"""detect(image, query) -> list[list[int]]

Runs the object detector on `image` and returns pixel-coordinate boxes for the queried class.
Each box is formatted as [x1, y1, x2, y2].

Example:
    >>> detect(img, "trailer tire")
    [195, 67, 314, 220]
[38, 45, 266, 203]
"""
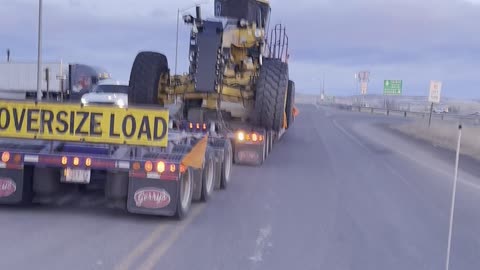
[254, 59, 289, 131]
[200, 149, 215, 202]
[220, 140, 233, 189]
[286, 80, 296, 128]
[129, 51, 169, 105]
[175, 168, 194, 219]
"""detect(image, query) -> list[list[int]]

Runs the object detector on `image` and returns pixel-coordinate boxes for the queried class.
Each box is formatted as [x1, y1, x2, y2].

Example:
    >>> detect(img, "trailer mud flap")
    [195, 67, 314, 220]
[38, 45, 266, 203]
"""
[234, 142, 264, 166]
[127, 177, 179, 216]
[0, 169, 29, 204]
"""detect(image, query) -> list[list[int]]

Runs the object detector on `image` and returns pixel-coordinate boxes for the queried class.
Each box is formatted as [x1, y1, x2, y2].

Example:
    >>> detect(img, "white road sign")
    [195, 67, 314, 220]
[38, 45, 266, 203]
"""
[429, 80, 442, 104]
[360, 82, 368, 95]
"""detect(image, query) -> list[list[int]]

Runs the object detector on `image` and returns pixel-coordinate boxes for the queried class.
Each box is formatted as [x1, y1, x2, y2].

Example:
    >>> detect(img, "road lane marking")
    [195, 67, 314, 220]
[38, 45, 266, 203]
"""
[138, 204, 206, 270]
[114, 223, 170, 270]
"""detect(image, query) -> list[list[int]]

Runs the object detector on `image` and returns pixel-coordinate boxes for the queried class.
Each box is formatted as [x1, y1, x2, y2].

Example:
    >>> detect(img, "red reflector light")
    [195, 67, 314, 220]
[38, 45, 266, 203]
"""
[145, 161, 153, 172]
[1, 152, 10, 163]
[157, 161, 165, 173]
[132, 162, 141, 171]
[252, 133, 258, 142]
[13, 154, 21, 163]
[61, 156, 68, 165]
[180, 164, 187, 173]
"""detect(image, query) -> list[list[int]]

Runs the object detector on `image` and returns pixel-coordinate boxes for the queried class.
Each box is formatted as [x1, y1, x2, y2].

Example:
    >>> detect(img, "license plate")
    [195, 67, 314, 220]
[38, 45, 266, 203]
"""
[63, 168, 91, 184]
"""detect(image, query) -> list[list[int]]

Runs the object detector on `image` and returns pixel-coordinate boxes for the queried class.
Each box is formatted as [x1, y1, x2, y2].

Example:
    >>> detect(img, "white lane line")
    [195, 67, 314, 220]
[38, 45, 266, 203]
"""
[249, 224, 273, 263]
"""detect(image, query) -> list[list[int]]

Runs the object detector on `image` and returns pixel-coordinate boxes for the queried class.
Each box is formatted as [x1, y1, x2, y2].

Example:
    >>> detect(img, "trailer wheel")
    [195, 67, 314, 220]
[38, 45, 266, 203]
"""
[129, 51, 169, 105]
[286, 80, 296, 128]
[176, 168, 194, 219]
[200, 149, 215, 202]
[254, 58, 289, 131]
[220, 140, 233, 189]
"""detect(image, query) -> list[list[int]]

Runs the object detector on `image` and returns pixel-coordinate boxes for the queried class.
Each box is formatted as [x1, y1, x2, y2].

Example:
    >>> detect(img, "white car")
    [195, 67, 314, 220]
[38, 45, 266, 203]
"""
[81, 80, 128, 108]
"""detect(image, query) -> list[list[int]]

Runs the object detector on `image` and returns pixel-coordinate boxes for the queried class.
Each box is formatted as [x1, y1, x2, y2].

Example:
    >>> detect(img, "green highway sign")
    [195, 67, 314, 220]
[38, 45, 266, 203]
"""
[383, 80, 403, 95]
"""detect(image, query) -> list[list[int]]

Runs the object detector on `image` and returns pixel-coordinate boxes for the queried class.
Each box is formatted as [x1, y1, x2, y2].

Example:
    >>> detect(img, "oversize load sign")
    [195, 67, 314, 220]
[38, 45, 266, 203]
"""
[0, 102, 169, 147]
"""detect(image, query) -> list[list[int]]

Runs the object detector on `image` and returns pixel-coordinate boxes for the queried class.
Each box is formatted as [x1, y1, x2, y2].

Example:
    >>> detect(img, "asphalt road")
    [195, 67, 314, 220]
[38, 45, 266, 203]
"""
[1, 104, 480, 270]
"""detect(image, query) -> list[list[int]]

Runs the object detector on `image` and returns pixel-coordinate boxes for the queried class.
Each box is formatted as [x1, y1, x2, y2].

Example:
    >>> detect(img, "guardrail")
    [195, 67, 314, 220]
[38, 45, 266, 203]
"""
[332, 104, 480, 126]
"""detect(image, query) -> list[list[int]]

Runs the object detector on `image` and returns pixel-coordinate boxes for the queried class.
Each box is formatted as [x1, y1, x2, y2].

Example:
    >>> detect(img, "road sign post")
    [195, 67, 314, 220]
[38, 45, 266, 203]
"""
[428, 81, 442, 127]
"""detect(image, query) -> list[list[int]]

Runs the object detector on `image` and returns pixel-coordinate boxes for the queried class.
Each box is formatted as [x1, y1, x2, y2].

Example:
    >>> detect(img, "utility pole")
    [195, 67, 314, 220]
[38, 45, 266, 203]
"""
[36, 0, 43, 102]
[6, 49, 10, 62]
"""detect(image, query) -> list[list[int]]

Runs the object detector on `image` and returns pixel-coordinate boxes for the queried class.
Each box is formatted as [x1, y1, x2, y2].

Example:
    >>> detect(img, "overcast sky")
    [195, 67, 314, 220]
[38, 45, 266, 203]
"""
[1, 0, 480, 98]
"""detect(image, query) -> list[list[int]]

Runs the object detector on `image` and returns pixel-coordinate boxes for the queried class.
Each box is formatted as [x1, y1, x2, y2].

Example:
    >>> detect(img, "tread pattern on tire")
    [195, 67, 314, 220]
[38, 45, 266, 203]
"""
[129, 51, 169, 105]
[255, 58, 289, 131]
[286, 80, 295, 128]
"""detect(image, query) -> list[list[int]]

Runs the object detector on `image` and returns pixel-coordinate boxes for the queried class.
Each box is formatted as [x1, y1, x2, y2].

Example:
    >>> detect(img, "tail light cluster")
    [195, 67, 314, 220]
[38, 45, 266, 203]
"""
[55, 156, 116, 169]
[130, 160, 182, 181]
[178, 121, 210, 133]
[0, 151, 23, 169]
[236, 131, 264, 144]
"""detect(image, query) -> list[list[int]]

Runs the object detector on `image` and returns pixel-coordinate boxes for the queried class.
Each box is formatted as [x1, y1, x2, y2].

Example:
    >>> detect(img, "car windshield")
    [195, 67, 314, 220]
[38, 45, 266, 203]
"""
[92, 84, 128, 94]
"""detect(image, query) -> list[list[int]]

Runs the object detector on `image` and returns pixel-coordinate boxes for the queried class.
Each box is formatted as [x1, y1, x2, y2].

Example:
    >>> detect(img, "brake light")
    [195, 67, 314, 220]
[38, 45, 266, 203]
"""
[1, 152, 10, 163]
[85, 158, 92, 167]
[237, 131, 245, 141]
[61, 156, 68, 165]
[157, 161, 165, 173]
[145, 161, 153, 172]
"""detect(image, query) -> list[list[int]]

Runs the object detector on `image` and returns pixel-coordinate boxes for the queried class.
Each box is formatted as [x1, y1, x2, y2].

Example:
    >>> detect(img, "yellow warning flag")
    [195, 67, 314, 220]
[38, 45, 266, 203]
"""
[181, 135, 208, 169]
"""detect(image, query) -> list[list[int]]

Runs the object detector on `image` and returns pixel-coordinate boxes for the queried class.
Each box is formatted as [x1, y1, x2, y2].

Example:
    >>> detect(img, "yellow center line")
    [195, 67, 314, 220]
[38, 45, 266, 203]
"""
[114, 223, 170, 270]
[138, 205, 206, 270]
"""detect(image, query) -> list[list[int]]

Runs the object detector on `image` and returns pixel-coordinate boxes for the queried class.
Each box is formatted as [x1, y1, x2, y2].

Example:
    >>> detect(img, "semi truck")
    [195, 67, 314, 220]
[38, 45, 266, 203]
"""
[0, 0, 296, 218]
[0, 62, 111, 100]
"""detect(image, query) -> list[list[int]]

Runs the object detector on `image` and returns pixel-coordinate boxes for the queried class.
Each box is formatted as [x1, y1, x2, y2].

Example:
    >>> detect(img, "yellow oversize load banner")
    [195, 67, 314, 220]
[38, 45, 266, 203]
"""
[0, 102, 169, 147]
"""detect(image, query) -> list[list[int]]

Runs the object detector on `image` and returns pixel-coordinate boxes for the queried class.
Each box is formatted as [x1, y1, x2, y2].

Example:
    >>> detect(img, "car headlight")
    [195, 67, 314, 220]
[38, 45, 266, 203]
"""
[116, 99, 126, 108]
[81, 98, 88, 105]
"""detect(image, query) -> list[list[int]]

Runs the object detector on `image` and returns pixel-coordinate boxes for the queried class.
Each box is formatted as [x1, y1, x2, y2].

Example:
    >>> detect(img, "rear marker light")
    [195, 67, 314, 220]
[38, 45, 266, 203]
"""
[189, 122, 193, 129]
[196, 123, 200, 129]
[145, 161, 153, 172]
[252, 133, 258, 142]
[132, 162, 141, 171]
[85, 158, 92, 167]
[203, 123, 207, 130]
[170, 164, 176, 172]
[61, 156, 68, 165]
[246, 134, 251, 141]
[157, 161, 165, 173]
[259, 135, 264, 142]
[1, 152, 10, 163]
[73, 157, 80, 166]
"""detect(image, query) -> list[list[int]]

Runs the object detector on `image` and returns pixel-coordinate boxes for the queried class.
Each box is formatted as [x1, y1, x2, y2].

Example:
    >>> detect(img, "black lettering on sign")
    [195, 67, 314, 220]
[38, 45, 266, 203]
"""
[0, 108, 10, 130]
[90, 113, 102, 136]
[137, 116, 152, 140]
[27, 109, 40, 132]
[40, 110, 54, 134]
[75, 112, 89, 135]
[69, 111, 75, 135]
[154, 117, 167, 140]
[13, 108, 25, 132]
[109, 114, 120, 138]
[56, 111, 68, 134]
[122, 115, 136, 138]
